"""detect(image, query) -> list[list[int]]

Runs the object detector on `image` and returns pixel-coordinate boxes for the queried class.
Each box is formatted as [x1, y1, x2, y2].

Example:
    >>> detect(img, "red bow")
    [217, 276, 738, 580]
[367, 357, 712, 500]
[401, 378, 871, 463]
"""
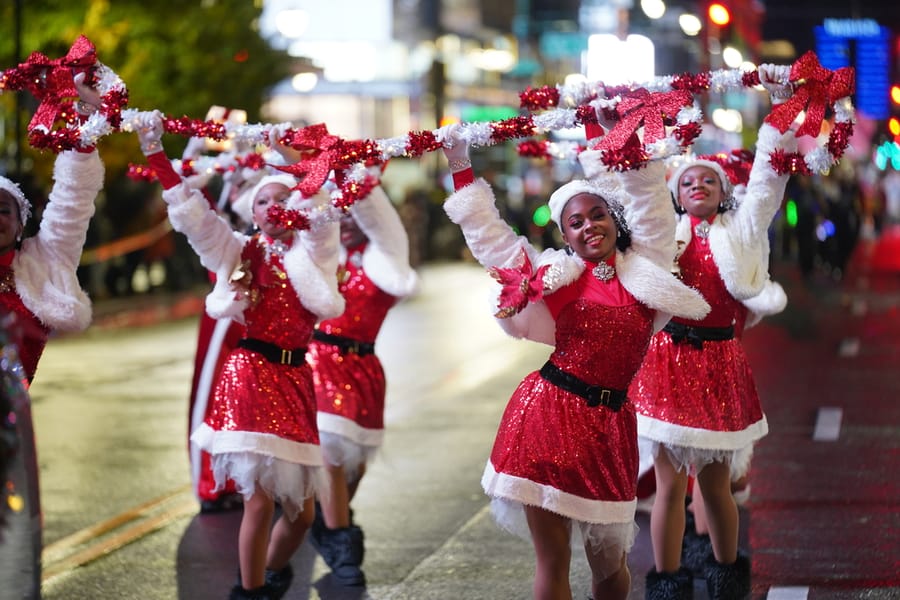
[9, 36, 97, 131]
[274, 123, 343, 197]
[598, 88, 693, 152]
[764, 51, 855, 138]
[489, 249, 548, 319]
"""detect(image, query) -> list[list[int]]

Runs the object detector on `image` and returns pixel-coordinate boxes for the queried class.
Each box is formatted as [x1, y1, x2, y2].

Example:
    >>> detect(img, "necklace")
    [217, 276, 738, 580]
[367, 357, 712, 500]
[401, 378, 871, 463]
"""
[693, 220, 711, 240]
[592, 261, 615, 282]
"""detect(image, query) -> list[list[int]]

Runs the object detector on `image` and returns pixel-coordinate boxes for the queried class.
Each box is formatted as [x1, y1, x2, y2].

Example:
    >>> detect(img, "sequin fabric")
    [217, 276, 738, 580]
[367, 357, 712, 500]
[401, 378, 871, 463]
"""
[307, 244, 398, 440]
[204, 234, 319, 448]
[0, 263, 49, 382]
[485, 268, 654, 521]
[629, 232, 766, 441]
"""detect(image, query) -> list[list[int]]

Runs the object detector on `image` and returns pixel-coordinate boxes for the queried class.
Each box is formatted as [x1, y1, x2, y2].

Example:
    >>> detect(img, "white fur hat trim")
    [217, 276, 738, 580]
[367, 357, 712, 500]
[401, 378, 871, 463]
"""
[547, 174, 627, 227]
[0, 176, 32, 223]
[667, 158, 733, 202]
[245, 174, 299, 225]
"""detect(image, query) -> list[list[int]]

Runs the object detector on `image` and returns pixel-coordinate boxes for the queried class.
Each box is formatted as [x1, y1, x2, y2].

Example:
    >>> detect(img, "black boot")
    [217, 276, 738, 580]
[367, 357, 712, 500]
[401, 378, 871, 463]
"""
[228, 583, 272, 600]
[681, 511, 712, 577]
[645, 566, 693, 600]
[264, 564, 293, 600]
[703, 552, 751, 600]
[310, 523, 366, 586]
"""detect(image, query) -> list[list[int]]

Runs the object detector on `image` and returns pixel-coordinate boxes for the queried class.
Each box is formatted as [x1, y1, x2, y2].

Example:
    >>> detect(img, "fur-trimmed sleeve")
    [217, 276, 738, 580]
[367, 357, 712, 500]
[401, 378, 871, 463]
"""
[443, 178, 538, 269]
[162, 182, 244, 274]
[13, 149, 104, 332]
[735, 122, 795, 244]
[617, 161, 677, 268]
[351, 186, 418, 298]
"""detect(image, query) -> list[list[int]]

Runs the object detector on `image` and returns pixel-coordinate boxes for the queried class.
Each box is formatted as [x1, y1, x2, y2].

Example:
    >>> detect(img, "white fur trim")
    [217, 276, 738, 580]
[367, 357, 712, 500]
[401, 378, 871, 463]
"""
[744, 279, 788, 328]
[316, 412, 384, 447]
[13, 150, 103, 332]
[481, 461, 637, 524]
[637, 414, 769, 451]
[667, 158, 733, 201]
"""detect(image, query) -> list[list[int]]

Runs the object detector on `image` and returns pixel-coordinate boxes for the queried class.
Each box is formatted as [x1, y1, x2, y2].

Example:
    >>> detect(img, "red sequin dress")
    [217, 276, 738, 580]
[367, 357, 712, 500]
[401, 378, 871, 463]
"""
[193, 234, 324, 512]
[483, 263, 654, 525]
[0, 252, 49, 384]
[307, 243, 397, 453]
[629, 215, 768, 464]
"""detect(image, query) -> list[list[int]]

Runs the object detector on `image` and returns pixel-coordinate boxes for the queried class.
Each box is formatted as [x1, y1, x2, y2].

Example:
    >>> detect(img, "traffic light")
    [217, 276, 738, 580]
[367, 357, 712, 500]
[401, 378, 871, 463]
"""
[708, 3, 731, 27]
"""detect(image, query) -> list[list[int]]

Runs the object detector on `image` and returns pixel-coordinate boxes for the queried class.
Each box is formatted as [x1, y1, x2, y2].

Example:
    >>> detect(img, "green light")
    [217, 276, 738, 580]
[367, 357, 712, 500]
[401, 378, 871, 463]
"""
[785, 199, 798, 228]
[533, 204, 551, 227]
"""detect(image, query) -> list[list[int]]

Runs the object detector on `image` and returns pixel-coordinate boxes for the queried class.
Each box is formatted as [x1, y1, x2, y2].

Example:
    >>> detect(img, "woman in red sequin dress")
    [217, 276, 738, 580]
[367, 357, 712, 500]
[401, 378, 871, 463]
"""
[134, 113, 343, 600]
[305, 181, 418, 585]
[0, 75, 105, 385]
[440, 124, 710, 600]
[628, 66, 795, 599]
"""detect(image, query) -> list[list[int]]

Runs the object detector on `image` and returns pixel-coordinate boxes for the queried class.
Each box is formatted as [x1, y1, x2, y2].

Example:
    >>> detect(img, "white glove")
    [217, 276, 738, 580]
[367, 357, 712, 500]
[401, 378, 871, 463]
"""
[73, 72, 102, 116]
[759, 64, 793, 105]
[438, 123, 470, 171]
[135, 110, 165, 155]
[268, 123, 304, 165]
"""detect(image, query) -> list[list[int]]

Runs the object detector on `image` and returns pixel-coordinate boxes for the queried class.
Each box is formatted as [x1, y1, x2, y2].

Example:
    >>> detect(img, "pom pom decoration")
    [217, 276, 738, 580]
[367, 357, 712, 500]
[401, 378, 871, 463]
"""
[266, 204, 310, 232]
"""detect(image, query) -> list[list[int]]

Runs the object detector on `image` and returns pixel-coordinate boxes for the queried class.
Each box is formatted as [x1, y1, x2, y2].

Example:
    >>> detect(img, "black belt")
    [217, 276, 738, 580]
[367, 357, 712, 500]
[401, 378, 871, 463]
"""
[539, 361, 626, 411]
[663, 321, 734, 349]
[237, 338, 306, 366]
[313, 330, 375, 356]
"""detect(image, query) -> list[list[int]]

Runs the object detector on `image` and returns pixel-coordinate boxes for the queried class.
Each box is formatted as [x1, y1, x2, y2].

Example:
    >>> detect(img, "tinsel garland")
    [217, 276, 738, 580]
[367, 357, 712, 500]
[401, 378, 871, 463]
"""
[4, 38, 855, 179]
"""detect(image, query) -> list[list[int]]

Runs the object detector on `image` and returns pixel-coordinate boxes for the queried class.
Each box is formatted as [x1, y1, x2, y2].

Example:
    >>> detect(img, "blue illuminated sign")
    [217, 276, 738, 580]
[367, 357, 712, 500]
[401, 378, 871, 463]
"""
[815, 19, 890, 120]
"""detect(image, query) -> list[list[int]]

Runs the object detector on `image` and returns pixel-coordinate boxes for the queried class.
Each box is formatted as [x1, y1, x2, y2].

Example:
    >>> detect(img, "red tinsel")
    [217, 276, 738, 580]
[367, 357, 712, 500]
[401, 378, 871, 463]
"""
[827, 121, 853, 160]
[334, 175, 379, 210]
[769, 149, 811, 176]
[519, 86, 560, 111]
[673, 121, 703, 147]
[406, 130, 443, 157]
[239, 153, 267, 170]
[575, 104, 601, 126]
[127, 164, 158, 181]
[490, 115, 536, 144]
[162, 116, 227, 141]
[517, 140, 550, 158]
[266, 205, 310, 231]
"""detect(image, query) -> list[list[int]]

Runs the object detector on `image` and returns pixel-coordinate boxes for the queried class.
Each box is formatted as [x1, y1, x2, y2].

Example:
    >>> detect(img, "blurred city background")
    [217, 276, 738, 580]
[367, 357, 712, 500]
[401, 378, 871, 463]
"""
[1, 0, 899, 295]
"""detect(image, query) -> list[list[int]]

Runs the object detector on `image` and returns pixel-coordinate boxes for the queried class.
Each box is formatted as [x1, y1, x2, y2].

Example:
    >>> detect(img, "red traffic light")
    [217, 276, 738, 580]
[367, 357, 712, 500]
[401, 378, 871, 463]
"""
[708, 3, 731, 26]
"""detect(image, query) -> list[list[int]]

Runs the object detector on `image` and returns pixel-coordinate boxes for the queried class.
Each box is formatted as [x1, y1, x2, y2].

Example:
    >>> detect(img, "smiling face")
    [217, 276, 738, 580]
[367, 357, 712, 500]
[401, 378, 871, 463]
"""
[675, 165, 725, 219]
[252, 182, 292, 241]
[559, 192, 617, 262]
[0, 190, 24, 254]
[339, 211, 367, 249]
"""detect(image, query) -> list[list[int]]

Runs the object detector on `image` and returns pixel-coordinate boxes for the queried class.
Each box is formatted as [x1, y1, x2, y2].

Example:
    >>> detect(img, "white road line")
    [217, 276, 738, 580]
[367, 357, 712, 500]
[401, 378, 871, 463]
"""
[767, 586, 809, 600]
[813, 406, 843, 441]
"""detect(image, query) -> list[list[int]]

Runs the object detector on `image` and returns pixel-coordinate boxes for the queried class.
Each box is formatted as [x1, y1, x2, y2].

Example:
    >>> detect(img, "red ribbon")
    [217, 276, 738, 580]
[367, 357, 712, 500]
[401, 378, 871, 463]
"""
[764, 51, 855, 138]
[14, 35, 97, 131]
[598, 88, 692, 152]
[274, 123, 343, 197]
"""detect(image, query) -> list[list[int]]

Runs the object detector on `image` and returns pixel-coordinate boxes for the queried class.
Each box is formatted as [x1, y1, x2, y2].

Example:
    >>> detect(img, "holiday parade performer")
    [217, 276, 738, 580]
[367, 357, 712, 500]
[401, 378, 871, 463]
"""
[628, 64, 799, 600]
[304, 169, 418, 586]
[0, 71, 105, 384]
[133, 110, 343, 600]
[438, 119, 710, 600]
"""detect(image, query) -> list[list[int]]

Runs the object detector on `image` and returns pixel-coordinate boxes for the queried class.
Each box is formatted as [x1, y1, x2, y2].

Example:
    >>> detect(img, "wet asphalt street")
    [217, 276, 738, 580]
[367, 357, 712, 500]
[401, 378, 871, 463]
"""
[21, 237, 900, 599]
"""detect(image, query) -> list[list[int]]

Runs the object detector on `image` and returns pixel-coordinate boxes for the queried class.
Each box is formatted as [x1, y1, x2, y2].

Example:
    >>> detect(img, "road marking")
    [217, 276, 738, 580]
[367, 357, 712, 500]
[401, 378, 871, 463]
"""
[812, 407, 843, 441]
[41, 484, 197, 585]
[838, 337, 860, 357]
[767, 586, 809, 600]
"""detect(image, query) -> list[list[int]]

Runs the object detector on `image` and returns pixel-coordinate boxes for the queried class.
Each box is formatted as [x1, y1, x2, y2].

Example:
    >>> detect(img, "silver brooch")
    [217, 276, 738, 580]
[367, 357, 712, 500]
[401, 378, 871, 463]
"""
[592, 261, 616, 282]
[693, 220, 711, 240]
